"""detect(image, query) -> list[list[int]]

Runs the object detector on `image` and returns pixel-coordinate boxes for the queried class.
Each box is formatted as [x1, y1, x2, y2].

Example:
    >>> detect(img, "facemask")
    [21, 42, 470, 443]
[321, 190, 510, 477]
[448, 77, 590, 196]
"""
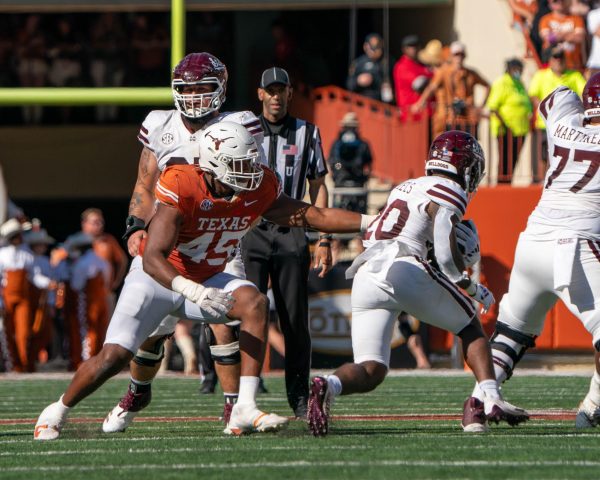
[511, 71, 521, 81]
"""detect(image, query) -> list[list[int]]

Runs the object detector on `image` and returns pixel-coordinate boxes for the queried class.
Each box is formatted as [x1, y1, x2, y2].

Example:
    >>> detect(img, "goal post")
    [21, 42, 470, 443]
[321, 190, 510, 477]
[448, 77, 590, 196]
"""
[0, 0, 186, 107]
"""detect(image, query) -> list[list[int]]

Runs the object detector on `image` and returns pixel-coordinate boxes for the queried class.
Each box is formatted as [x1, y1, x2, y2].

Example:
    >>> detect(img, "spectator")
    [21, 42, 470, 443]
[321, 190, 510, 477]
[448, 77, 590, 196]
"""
[80, 208, 127, 314]
[61, 232, 110, 370]
[89, 13, 127, 122]
[328, 112, 372, 213]
[15, 14, 48, 124]
[539, 0, 586, 70]
[528, 45, 586, 176]
[130, 14, 169, 86]
[486, 58, 533, 182]
[587, 1, 600, 76]
[241, 67, 329, 417]
[508, 0, 539, 29]
[413, 41, 490, 139]
[347, 33, 388, 102]
[531, 0, 553, 59]
[0, 219, 53, 372]
[24, 226, 56, 365]
[393, 35, 434, 118]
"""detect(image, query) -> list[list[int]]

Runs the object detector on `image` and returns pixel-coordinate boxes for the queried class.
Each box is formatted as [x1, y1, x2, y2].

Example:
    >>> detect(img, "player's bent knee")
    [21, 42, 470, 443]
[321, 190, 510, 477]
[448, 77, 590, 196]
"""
[361, 360, 388, 389]
[98, 344, 134, 376]
[491, 322, 536, 381]
[231, 286, 267, 318]
[133, 335, 170, 367]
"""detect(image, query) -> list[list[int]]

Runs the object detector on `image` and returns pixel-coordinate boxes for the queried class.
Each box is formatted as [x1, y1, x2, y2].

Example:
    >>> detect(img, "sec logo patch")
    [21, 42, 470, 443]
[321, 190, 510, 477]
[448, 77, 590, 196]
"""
[161, 133, 174, 145]
[200, 199, 214, 211]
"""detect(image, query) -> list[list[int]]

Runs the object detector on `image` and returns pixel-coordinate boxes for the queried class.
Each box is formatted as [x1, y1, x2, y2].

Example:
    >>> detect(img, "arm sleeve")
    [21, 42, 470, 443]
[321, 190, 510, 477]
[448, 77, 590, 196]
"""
[306, 125, 328, 179]
[432, 206, 463, 283]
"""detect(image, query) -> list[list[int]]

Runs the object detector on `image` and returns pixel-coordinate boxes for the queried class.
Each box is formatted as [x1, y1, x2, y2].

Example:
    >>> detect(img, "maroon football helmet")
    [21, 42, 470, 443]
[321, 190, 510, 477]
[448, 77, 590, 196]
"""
[426, 130, 485, 193]
[172, 53, 228, 119]
[583, 72, 600, 119]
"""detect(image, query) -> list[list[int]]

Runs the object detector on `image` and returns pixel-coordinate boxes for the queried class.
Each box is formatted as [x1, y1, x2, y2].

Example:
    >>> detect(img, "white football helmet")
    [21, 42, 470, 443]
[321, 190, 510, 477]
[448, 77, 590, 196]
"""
[199, 121, 264, 192]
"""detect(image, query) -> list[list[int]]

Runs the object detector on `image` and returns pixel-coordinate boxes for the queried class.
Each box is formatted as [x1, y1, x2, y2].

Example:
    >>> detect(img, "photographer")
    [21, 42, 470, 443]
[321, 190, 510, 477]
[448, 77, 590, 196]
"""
[413, 41, 489, 138]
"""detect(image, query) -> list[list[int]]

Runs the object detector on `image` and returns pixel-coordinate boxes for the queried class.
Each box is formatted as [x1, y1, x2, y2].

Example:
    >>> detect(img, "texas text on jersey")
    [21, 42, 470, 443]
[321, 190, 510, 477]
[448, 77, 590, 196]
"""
[363, 175, 468, 258]
[137, 110, 265, 171]
[151, 164, 280, 282]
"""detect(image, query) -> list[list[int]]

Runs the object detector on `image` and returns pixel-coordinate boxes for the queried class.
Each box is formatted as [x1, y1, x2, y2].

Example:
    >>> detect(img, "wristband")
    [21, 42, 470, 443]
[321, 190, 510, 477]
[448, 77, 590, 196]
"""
[122, 215, 146, 242]
[360, 214, 377, 232]
[318, 242, 331, 248]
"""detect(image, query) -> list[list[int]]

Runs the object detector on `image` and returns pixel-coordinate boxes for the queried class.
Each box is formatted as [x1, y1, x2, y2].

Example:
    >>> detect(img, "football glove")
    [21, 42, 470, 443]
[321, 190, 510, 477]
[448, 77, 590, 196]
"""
[455, 219, 480, 267]
[171, 276, 234, 318]
[465, 281, 495, 314]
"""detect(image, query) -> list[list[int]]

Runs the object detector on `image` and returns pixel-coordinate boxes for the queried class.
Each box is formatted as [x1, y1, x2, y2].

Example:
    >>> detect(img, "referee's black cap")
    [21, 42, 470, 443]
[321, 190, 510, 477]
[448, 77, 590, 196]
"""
[260, 67, 291, 88]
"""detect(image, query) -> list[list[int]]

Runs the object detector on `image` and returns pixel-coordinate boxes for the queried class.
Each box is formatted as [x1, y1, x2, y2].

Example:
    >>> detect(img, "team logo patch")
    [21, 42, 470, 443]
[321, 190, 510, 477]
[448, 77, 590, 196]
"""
[200, 199, 214, 211]
[161, 133, 174, 145]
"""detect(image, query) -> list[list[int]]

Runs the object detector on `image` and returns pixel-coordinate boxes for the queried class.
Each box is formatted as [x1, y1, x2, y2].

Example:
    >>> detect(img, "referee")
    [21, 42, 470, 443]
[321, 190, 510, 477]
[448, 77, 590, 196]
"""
[241, 67, 331, 417]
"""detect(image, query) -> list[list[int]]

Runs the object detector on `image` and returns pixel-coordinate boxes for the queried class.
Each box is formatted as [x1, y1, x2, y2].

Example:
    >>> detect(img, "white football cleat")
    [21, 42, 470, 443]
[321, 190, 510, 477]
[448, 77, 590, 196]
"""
[576, 396, 600, 429]
[102, 405, 139, 433]
[483, 394, 529, 427]
[223, 403, 288, 436]
[34, 399, 69, 440]
[102, 384, 152, 433]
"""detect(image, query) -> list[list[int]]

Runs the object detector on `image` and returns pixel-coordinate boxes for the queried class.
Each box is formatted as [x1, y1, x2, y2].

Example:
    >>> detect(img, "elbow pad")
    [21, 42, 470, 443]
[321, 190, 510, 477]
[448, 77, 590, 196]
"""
[433, 207, 462, 282]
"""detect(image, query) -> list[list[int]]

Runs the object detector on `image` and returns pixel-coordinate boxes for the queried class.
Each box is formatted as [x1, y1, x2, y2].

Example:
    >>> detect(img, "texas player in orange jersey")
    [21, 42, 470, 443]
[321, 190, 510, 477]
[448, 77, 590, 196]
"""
[35, 121, 373, 440]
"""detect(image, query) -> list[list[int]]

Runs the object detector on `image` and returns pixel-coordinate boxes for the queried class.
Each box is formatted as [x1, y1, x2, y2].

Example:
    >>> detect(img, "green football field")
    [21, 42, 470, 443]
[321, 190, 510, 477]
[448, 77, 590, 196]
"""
[1, 372, 599, 480]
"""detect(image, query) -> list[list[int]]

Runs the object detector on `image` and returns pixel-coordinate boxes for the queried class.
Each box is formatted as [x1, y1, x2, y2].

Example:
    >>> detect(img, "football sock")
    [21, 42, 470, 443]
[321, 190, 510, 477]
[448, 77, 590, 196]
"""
[587, 371, 600, 405]
[58, 395, 71, 412]
[130, 377, 152, 394]
[224, 393, 238, 404]
[478, 379, 501, 400]
[238, 376, 259, 406]
[471, 383, 484, 402]
[326, 375, 343, 397]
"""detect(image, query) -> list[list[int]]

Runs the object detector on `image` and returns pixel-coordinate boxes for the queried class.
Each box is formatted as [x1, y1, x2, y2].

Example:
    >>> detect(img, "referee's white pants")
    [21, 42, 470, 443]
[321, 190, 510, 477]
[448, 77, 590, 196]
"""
[351, 256, 475, 368]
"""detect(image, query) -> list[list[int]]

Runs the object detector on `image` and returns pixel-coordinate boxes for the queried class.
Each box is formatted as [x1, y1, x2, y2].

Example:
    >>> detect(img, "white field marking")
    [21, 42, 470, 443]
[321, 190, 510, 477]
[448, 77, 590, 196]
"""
[0, 445, 371, 457]
[4, 460, 600, 472]
[1, 431, 599, 445]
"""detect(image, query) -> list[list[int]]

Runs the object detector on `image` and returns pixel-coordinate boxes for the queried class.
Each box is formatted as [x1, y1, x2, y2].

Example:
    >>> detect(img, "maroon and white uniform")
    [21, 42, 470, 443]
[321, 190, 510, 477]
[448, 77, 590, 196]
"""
[137, 109, 265, 172]
[347, 176, 475, 367]
[499, 86, 600, 345]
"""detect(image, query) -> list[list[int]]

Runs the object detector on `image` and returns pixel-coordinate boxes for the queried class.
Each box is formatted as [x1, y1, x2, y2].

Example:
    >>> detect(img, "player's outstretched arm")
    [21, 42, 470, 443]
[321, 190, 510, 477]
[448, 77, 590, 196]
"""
[125, 147, 161, 256]
[142, 203, 182, 289]
[263, 193, 372, 233]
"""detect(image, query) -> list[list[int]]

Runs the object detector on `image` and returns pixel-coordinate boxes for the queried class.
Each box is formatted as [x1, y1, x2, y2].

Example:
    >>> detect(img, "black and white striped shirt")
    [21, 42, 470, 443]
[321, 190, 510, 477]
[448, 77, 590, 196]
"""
[259, 114, 327, 200]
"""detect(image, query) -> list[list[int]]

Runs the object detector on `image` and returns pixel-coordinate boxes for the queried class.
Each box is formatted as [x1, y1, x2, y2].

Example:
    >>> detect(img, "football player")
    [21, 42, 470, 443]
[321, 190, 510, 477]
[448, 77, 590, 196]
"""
[106, 52, 263, 434]
[307, 131, 530, 436]
[34, 121, 372, 440]
[463, 76, 600, 432]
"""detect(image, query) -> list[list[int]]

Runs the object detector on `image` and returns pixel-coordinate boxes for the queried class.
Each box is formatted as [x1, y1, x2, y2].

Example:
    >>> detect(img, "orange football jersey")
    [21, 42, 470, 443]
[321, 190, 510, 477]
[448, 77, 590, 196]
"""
[152, 164, 281, 283]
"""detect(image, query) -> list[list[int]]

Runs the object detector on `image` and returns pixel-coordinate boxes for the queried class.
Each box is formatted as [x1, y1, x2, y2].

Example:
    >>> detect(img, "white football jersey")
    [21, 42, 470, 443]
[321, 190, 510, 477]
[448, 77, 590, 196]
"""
[530, 86, 600, 239]
[137, 110, 265, 171]
[363, 175, 468, 258]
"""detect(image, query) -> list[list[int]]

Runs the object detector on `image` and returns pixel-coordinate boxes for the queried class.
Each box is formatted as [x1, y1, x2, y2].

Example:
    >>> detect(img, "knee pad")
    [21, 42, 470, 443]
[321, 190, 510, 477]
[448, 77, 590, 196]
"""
[491, 322, 537, 382]
[204, 324, 240, 365]
[133, 335, 170, 367]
